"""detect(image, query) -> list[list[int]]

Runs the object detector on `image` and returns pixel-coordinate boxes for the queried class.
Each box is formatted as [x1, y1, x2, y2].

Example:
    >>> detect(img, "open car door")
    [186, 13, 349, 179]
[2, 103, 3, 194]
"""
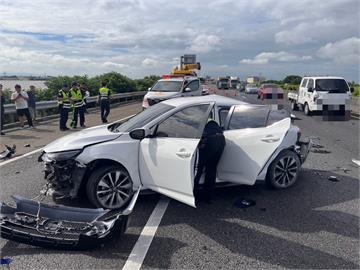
[139, 103, 214, 207]
[217, 105, 290, 185]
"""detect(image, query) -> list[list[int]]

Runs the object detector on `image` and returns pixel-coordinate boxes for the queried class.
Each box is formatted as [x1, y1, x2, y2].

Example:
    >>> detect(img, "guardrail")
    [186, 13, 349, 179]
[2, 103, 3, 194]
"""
[4, 91, 147, 114]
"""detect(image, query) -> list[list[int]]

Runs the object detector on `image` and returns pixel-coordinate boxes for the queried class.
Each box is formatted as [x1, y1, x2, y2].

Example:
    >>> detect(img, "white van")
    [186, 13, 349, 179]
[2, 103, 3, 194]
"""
[142, 76, 202, 109]
[288, 76, 353, 115]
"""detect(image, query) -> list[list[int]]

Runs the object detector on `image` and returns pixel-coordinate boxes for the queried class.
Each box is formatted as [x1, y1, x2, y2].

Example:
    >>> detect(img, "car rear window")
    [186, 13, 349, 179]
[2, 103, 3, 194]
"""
[228, 105, 269, 130]
[266, 109, 289, 126]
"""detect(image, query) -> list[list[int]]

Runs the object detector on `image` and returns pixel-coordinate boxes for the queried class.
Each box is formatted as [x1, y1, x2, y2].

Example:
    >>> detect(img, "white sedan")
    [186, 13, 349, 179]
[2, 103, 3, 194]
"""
[39, 95, 310, 209]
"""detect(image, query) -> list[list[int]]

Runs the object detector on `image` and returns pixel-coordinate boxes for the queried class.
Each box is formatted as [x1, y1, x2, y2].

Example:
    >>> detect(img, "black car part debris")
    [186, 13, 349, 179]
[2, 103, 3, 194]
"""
[234, 198, 256, 208]
[328, 176, 339, 182]
[0, 144, 16, 160]
[0, 187, 141, 250]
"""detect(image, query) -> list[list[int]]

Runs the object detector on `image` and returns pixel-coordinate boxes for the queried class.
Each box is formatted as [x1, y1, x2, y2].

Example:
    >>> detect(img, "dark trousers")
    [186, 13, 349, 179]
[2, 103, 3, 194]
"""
[194, 135, 226, 201]
[0, 105, 4, 132]
[100, 99, 110, 123]
[16, 108, 33, 127]
[83, 99, 88, 113]
[70, 106, 85, 128]
[59, 105, 69, 130]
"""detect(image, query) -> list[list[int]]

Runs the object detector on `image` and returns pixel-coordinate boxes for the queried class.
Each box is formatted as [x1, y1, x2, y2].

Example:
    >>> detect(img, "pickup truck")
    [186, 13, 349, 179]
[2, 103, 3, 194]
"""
[287, 76, 354, 116]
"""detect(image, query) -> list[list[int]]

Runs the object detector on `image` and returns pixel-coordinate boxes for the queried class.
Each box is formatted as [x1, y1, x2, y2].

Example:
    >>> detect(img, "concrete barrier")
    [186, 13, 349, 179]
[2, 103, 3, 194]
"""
[3, 91, 146, 128]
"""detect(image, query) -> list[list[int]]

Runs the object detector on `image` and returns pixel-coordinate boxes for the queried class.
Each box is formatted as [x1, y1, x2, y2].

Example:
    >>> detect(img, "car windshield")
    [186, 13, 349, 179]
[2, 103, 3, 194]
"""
[315, 79, 349, 93]
[231, 80, 238, 84]
[112, 103, 174, 132]
[220, 79, 228, 83]
[247, 84, 257, 88]
[151, 81, 183, 92]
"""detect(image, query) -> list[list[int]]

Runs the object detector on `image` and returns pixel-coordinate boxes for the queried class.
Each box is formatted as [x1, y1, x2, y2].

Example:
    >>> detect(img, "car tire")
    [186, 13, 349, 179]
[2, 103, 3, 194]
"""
[291, 101, 298, 111]
[304, 103, 311, 116]
[86, 165, 133, 209]
[266, 150, 300, 189]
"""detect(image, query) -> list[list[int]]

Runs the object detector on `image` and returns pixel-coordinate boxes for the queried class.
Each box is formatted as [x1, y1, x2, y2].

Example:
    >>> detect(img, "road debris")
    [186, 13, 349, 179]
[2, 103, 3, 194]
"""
[328, 176, 339, 182]
[234, 198, 256, 208]
[24, 144, 31, 147]
[0, 145, 16, 160]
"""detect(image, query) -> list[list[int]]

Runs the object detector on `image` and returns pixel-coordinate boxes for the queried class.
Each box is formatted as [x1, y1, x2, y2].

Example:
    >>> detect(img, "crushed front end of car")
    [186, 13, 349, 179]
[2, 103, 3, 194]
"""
[0, 188, 140, 250]
[38, 150, 86, 199]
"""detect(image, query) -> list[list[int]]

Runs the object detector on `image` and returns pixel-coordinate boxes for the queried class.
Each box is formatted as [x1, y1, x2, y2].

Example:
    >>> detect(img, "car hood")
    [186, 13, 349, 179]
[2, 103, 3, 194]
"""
[145, 91, 181, 100]
[44, 125, 121, 153]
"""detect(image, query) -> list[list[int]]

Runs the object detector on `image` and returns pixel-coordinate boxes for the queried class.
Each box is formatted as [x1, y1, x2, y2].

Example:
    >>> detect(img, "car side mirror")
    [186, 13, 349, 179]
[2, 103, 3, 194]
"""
[184, 87, 191, 92]
[129, 128, 148, 140]
[308, 86, 313, 92]
[350, 87, 354, 93]
[148, 87, 151, 91]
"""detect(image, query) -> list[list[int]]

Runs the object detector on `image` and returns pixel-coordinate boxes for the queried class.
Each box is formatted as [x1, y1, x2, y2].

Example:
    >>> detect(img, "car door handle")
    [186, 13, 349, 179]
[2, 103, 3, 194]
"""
[261, 135, 280, 143]
[176, 149, 191, 158]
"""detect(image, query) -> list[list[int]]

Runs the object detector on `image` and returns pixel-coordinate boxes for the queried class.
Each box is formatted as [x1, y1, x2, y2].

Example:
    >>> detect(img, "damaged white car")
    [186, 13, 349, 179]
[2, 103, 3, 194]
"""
[0, 95, 310, 249]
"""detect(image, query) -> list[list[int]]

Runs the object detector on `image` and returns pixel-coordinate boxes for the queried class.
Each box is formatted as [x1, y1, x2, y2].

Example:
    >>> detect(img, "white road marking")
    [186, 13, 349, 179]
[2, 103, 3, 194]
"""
[122, 197, 170, 270]
[0, 148, 43, 167]
[352, 159, 360, 166]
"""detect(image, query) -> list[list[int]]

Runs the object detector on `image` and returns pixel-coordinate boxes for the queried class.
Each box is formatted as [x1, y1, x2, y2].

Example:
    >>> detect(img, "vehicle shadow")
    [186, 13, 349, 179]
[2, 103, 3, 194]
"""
[150, 168, 359, 269]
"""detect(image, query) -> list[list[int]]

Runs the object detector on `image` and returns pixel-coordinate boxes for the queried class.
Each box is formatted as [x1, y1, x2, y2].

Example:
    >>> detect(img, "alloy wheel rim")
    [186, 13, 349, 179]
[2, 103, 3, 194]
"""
[273, 156, 298, 187]
[96, 170, 132, 208]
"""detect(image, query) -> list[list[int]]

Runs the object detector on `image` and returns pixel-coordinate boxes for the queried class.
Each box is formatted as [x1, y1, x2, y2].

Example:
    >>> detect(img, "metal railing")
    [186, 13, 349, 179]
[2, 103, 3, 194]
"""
[4, 91, 147, 114]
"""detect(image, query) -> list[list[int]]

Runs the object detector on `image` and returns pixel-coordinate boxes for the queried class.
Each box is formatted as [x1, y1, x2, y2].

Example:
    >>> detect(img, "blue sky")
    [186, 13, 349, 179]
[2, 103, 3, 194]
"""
[0, 0, 359, 81]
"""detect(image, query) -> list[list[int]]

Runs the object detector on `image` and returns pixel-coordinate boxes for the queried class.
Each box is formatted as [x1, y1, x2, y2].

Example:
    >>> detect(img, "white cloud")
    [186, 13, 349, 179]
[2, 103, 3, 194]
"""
[141, 58, 159, 67]
[318, 37, 360, 65]
[189, 34, 221, 53]
[241, 51, 312, 64]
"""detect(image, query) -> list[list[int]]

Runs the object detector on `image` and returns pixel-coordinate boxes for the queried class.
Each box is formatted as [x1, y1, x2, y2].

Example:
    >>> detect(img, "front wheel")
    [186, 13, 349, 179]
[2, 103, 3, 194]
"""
[266, 150, 300, 189]
[86, 165, 133, 209]
[291, 101, 298, 111]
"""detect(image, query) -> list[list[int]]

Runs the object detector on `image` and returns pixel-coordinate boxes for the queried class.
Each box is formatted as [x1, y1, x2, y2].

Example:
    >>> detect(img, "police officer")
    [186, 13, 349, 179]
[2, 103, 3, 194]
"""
[98, 82, 111, 123]
[69, 81, 85, 128]
[194, 118, 226, 203]
[57, 83, 71, 131]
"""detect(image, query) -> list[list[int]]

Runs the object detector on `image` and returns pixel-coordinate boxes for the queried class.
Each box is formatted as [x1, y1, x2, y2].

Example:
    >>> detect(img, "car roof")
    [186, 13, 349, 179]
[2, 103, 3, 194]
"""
[162, 94, 248, 107]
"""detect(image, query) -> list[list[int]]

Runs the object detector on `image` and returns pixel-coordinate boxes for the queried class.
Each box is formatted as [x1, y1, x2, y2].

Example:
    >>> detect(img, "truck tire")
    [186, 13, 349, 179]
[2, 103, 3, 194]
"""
[304, 103, 311, 116]
[291, 101, 298, 111]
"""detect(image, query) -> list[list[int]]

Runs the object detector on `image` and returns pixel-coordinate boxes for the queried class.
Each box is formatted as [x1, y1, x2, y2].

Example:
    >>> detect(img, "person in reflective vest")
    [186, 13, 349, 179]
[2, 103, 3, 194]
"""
[98, 81, 111, 123]
[69, 81, 85, 128]
[57, 83, 71, 131]
[194, 118, 226, 203]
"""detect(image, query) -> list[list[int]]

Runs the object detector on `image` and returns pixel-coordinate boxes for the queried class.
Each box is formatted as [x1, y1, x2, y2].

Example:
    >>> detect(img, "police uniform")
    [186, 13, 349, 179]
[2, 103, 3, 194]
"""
[58, 89, 71, 130]
[194, 120, 226, 202]
[99, 87, 111, 123]
[70, 87, 85, 128]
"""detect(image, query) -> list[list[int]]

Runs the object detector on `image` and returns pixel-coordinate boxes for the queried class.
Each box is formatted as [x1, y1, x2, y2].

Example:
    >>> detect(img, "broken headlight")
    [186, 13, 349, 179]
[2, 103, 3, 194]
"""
[42, 150, 82, 162]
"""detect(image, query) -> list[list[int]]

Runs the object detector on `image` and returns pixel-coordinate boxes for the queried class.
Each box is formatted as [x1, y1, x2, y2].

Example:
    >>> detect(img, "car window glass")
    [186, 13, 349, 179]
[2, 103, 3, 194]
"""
[156, 104, 210, 138]
[267, 109, 290, 126]
[307, 79, 314, 88]
[185, 80, 200, 91]
[228, 105, 269, 130]
[218, 107, 230, 127]
[301, 79, 308, 87]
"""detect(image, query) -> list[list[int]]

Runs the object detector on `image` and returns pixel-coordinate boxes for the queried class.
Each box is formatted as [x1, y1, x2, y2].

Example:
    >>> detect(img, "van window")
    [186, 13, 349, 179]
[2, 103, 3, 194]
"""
[307, 79, 314, 88]
[315, 79, 349, 93]
[301, 79, 308, 87]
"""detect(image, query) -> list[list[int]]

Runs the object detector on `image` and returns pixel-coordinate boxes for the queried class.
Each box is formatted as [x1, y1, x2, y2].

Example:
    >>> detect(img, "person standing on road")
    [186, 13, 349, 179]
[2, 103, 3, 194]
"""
[27, 85, 36, 122]
[69, 81, 85, 129]
[11, 84, 34, 129]
[0, 84, 5, 135]
[194, 118, 225, 203]
[98, 81, 111, 123]
[57, 83, 71, 131]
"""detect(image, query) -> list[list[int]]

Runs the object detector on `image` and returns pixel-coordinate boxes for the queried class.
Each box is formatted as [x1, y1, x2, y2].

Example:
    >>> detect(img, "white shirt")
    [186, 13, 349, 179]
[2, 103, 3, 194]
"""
[11, 91, 29, 109]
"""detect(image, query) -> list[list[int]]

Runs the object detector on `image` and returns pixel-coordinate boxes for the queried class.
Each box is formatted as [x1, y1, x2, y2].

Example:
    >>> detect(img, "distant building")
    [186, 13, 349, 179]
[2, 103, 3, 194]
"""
[246, 76, 265, 84]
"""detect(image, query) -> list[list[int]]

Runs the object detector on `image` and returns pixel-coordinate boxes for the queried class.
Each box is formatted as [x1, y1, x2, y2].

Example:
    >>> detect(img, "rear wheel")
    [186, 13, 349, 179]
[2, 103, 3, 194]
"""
[291, 101, 298, 111]
[86, 165, 133, 209]
[266, 150, 300, 189]
[304, 103, 311, 116]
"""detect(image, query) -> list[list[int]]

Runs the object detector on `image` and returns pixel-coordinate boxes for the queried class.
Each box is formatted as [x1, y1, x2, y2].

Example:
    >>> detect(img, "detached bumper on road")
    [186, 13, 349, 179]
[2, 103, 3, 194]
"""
[0, 188, 140, 250]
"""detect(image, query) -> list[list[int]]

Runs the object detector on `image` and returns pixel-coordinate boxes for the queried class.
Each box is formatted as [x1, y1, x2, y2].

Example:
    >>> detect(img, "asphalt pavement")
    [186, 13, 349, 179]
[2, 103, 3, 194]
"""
[0, 89, 359, 269]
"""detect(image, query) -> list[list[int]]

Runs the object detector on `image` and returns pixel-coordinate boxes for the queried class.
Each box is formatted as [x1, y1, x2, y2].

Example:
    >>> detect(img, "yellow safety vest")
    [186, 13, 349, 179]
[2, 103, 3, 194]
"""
[70, 88, 84, 107]
[58, 90, 71, 108]
[99, 87, 110, 100]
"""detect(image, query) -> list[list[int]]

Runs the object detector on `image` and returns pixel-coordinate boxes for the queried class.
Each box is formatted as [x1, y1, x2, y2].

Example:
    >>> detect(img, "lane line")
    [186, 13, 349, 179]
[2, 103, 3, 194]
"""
[0, 114, 136, 167]
[122, 197, 170, 270]
[0, 148, 43, 167]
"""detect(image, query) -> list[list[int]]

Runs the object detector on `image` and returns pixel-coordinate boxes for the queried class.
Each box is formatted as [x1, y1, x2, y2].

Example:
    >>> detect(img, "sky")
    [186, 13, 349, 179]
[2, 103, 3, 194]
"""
[0, 0, 359, 81]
